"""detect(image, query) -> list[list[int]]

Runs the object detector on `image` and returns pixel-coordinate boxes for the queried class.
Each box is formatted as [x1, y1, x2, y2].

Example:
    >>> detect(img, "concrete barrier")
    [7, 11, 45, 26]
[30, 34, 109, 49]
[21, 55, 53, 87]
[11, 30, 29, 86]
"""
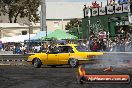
[0, 51, 13, 54]
[0, 54, 30, 65]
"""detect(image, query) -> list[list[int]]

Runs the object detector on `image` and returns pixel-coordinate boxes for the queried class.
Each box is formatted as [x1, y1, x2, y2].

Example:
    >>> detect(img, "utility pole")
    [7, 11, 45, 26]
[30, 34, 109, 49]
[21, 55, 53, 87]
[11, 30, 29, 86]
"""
[61, 19, 64, 30]
[77, 22, 80, 39]
[41, 0, 47, 35]
[0, 27, 2, 38]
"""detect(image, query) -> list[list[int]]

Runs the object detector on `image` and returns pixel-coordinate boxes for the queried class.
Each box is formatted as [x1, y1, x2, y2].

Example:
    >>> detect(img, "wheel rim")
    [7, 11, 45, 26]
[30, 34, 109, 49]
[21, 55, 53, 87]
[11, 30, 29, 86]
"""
[34, 59, 38, 67]
[70, 59, 77, 67]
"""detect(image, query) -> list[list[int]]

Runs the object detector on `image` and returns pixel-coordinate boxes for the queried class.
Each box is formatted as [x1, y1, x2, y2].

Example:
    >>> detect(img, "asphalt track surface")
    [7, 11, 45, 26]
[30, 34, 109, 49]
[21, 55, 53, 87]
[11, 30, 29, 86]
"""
[0, 53, 132, 88]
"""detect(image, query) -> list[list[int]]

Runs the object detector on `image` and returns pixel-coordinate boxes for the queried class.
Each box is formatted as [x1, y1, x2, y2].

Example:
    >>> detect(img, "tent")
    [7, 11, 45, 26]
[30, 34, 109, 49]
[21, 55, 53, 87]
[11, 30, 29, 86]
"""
[29, 31, 52, 41]
[0, 34, 35, 43]
[40, 29, 78, 40]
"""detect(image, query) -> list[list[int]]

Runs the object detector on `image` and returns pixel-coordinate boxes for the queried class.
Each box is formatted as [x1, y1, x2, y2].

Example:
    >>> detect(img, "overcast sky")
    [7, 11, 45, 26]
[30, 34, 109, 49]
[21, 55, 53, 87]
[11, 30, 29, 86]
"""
[45, 0, 107, 6]
[46, 0, 106, 2]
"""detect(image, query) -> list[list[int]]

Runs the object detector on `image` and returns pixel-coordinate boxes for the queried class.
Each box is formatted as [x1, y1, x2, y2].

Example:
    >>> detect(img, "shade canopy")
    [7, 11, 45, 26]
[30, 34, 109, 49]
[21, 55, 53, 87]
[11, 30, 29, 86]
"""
[40, 29, 78, 40]
[30, 31, 52, 41]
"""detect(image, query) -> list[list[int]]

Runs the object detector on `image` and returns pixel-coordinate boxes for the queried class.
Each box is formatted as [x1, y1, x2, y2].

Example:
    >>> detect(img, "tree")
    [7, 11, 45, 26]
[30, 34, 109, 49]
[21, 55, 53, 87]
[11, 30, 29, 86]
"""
[65, 18, 82, 38]
[0, 0, 41, 23]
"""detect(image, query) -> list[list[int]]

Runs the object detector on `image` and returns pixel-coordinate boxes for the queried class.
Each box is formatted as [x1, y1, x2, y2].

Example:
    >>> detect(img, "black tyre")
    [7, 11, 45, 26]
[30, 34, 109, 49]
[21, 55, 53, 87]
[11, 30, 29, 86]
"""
[69, 58, 79, 68]
[33, 58, 42, 68]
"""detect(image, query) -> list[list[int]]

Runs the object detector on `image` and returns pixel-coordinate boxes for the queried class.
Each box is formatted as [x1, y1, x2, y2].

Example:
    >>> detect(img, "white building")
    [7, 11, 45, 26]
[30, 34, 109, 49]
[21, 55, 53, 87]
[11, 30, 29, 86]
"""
[0, 2, 91, 38]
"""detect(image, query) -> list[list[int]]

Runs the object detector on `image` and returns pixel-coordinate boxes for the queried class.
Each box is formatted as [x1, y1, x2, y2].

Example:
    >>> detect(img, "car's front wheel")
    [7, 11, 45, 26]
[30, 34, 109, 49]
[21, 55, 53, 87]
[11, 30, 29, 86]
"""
[69, 58, 79, 68]
[33, 58, 42, 68]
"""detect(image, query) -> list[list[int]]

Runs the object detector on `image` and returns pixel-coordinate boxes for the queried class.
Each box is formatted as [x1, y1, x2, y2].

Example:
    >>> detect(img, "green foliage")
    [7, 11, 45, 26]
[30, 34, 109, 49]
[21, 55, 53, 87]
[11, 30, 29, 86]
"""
[0, 0, 41, 23]
[65, 18, 82, 38]
[65, 18, 82, 30]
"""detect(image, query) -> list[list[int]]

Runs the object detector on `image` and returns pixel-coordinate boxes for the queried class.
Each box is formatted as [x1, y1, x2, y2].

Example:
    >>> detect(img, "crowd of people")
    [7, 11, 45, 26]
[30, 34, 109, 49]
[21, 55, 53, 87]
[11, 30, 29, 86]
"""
[87, 37, 132, 52]
[0, 43, 46, 54]
[0, 29, 131, 54]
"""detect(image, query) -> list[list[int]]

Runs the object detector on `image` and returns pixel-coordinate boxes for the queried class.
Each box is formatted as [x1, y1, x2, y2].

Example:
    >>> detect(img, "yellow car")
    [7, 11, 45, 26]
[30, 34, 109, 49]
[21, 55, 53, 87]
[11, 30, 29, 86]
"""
[27, 44, 103, 68]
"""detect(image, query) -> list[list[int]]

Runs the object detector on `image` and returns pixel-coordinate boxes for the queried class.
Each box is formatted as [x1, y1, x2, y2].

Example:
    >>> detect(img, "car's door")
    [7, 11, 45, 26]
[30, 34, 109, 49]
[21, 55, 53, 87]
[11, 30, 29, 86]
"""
[46, 47, 59, 65]
[58, 46, 74, 65]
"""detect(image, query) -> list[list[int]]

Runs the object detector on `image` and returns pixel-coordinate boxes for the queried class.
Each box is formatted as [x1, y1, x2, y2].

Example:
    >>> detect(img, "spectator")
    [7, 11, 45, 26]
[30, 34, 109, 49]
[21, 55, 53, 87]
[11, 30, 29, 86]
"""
[15, 46, 21, 54]
[92, 41, 98, 52]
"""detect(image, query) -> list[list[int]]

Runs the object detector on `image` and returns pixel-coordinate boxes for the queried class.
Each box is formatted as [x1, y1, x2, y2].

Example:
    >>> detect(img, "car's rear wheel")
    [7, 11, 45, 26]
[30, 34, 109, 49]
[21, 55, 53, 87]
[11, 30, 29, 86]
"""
[69, 58, 79, 68]
[33, 58, 42, 68]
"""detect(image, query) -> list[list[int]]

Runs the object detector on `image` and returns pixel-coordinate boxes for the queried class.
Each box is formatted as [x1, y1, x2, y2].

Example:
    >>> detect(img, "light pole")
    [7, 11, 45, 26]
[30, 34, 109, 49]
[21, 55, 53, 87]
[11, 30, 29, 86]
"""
[28, 24, 31, 53]
[0, 27, 5, 38]
[0, 27, 3, 39]
[23, 22, 32, 53]
[28, 23, 33, 53]
[41, 0, 47, 37]
[62, 18, 64, 30]
[88, 16, 90, 40]
[96, 20, 101, 35]
[77, 20, 80, 39]
[107, 32, 110, 49]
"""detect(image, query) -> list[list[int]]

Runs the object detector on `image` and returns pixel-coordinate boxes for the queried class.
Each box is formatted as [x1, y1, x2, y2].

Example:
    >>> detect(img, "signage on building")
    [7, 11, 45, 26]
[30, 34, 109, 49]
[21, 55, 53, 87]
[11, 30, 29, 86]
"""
[99, 7, 106, 15]
[115, 5, 123, 13]
[90, 1, 100, 8]
[89, 4, 129, 16]
[107, 6, 114, 14]
[108, 0, 117, 5]
[123, 4, 129, 12]
[118, 0, 128, 4]
[91, 8, 98, 16]
[116, 21, 129, 26]
[99, 31, 107, 39]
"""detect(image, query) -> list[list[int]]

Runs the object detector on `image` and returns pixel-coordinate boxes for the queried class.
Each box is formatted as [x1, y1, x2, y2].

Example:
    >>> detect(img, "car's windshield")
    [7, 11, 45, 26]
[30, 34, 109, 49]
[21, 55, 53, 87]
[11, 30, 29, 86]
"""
[75, 45, 89, 52]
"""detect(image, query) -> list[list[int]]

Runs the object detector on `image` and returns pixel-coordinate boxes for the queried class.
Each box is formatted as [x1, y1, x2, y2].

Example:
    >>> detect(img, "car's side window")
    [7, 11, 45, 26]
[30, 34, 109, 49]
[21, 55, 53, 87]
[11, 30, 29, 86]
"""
[68, 46, 74, 53]
[59, 46, 74, 53]
[58, 46, 65, 53]
[48, 46, 60, 54]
